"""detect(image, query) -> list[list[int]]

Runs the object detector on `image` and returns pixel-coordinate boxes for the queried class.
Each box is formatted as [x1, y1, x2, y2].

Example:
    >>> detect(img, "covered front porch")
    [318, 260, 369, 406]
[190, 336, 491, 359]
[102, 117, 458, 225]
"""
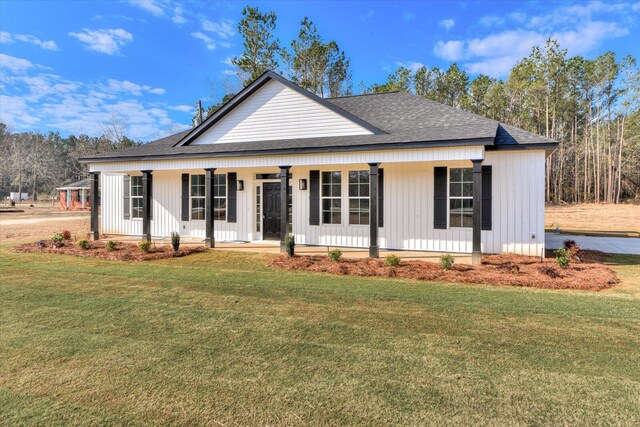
[88, 145, 504, 264]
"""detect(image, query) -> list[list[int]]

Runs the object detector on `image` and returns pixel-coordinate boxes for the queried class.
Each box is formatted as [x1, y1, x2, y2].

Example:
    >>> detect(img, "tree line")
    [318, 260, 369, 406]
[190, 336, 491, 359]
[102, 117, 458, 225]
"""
[0, 121, 138, 200]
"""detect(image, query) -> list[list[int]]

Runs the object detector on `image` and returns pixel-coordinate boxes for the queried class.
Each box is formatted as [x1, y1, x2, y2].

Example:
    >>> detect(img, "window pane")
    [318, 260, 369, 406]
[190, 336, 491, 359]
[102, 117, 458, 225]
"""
[322, 199, 332, 211]
[322, 211, 332, 224]
[450, 199, 462, 214]
[450, 183, 462, 197]
[191, 198, 205, 220]
[361, 211, 369, 225]
[331, 184, 341, 197]
[450, 168, 462, 182]
[132, 197, 143, 219]
[349, 171, 358, 184]
[462, 182, 473, 197]
[360, 183, 369, 197]
[349, 183, 358, 197]
[332, 211, 341, 224]
[331, 171, 341, 183]
[450, 213, 461, 228]
[322, 184, 332, 197]
[462, 168, 473, 182]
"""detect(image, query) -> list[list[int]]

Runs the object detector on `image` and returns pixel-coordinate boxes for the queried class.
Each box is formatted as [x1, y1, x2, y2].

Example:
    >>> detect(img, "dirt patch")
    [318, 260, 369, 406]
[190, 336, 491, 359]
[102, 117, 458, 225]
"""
[13, 240, 205, 261]
[1, 217, 89, 243]
[268, 251, 619, 291]
[546, 203, 640, 233]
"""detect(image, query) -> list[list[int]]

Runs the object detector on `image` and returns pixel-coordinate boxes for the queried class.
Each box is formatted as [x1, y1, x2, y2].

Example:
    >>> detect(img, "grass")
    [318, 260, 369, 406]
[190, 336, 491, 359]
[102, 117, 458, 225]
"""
[1, 244, 639, 425]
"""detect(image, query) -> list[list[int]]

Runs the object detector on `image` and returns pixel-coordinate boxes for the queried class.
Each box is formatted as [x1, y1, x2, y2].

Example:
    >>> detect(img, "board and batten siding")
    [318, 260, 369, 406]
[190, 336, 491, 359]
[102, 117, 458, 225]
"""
[192, 80, 372, 145]
[99, 149, 545, 256]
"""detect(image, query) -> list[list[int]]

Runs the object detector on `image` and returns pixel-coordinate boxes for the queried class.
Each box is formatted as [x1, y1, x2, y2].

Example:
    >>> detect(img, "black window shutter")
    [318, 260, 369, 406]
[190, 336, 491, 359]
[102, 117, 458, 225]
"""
[149, 173, 153, 220]
[433, 167, 447, 229]
[227, 172, 237, 223]
[309, 170, 320, 225]
[123, 175, 130, 219]
[181, 173, 189, 221]
[482, 165, 492, 230]
[378, 168, 384, 227]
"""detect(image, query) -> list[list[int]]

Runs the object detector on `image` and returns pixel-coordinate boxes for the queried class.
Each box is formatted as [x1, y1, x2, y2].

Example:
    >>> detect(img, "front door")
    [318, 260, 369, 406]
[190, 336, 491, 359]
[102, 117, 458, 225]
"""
[263, 183, 281, 240]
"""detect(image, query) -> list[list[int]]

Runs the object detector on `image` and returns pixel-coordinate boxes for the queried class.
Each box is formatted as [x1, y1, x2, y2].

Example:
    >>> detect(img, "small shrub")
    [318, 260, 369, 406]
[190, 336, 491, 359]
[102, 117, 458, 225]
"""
[328, 248, 342, 262]
[53, 240, 64, 248]
[139, 241, 152, 253]
[285, 233, 295, 257]
[37, 240, 47, 248]
[77, 239, 89, 250]
[61, 230, 72, 240]
[105, 240, 117, 251]
[538, 265, 561, 278]
[385, 254, 401, 267]
[170, 231, 180, 252]
[440, 254, 455, 270]
[563, 239, 577, 249]
[51, 233, 64, 243]
[555, 248, 570, 269]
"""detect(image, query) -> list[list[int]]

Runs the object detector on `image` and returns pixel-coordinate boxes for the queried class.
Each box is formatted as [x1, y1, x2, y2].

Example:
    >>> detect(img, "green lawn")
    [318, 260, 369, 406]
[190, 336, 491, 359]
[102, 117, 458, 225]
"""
[1, 245, 639, 426]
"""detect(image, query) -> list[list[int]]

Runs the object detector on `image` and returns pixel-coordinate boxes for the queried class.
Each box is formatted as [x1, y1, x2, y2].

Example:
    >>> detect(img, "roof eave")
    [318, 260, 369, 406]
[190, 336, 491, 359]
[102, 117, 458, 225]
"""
[81, 137, 494, 164]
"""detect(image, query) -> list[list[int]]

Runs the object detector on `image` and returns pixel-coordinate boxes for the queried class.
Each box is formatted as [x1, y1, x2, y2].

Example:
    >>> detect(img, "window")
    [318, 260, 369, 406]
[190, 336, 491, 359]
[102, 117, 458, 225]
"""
[321, 171, 341, 224]
[131, 176, 143, 219]
[255, 173, 280, 180]
[190, 175, 205, 220]
[256, 186, 261, 232]
[348, 170, 369, 225]
[214, 174, 226, 221]
[449, 168, 473, 228]
[75, 190, 82, 202]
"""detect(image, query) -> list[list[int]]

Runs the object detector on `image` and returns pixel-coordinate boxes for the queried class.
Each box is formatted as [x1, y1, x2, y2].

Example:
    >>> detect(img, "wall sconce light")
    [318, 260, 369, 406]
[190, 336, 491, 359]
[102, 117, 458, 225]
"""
[299, 179, 308, 190]
[237, 180, 244, 191]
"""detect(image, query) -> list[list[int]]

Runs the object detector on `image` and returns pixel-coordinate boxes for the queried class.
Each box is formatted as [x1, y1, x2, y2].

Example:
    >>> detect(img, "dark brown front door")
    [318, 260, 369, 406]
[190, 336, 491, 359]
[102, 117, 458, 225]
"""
[263, 183, 281, 240]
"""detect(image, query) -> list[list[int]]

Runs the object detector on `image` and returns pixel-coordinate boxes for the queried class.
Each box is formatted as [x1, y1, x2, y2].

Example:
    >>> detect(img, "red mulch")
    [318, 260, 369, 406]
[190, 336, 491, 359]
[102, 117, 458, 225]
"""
[268, 250, 619, 291]
[13, 240, 205, 261]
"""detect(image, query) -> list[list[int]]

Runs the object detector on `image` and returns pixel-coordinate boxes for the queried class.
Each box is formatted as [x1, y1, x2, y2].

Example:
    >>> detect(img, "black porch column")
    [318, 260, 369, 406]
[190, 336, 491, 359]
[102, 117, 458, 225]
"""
[369, 163, 380, 258]
[90, 172, 100, 241]
[142, 170, 153, 242]
[205, 168, 216, 248]
[471, 159, 483, 265]
[279, 166, 291, 253]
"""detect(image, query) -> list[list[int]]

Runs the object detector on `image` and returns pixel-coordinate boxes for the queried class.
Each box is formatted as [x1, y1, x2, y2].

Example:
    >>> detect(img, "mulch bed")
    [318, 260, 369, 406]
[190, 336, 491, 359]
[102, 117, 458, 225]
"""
[13, 240, 205, 261]
[268, 250, 619, 291]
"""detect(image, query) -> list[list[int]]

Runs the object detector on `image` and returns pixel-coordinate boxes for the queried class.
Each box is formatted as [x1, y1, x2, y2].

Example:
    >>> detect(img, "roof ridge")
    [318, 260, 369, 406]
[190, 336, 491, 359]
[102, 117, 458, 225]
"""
[327, 91, 401, 100]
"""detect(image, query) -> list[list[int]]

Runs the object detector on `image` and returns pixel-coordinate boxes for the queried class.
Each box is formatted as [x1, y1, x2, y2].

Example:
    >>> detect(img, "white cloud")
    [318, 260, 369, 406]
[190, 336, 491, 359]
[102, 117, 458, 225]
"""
[0, 56, 185, 140]
[69, 28, 133, 55]
[126, 0, 165, 17]
[0, 53, 35, 72]
[172, 5, 187, 24]
[191, 31, 216, 50]
[434, 2, 635, 77]
[439, 19, 455, 30]
[169, 104, 193, 112]
[396, 61, 425, 72]
[201, 18, 235, 38]
[0, 31, 13, 43]
[433, 40, 465, 61]
[0, 32, 58, 50]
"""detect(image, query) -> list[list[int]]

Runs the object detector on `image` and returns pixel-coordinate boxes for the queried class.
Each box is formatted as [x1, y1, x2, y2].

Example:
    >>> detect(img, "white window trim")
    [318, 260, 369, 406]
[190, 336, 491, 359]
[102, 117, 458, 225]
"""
[130, 175, 143, 220]
[190, 174, 205, 221]
[448, 167, 473, 229]
[348, 170, 369, 226]
[321, 171, 342, 225]
[213, 173, 227, 222]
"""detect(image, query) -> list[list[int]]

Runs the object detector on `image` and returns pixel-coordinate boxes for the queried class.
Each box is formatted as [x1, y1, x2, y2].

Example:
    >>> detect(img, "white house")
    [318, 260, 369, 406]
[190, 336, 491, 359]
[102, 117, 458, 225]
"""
[82, 71, 557, 264]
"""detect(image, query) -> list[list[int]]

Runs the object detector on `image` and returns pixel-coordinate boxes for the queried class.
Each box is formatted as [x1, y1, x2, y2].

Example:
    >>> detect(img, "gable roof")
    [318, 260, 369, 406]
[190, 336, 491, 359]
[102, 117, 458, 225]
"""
[81, 72, 557, 163]
[175, 71, 385, 147]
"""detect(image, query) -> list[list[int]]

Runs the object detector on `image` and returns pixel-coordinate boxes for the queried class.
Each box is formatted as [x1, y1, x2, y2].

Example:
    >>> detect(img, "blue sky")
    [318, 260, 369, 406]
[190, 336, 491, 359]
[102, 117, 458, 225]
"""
[1, 0, 639, 141]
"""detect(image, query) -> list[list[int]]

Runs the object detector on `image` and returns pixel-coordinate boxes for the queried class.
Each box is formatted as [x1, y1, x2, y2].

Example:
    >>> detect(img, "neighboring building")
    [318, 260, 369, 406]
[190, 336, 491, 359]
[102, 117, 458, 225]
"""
[9, 192, 28, 202]
[81, 71, 557, 263]
[56, 178, 91, 211]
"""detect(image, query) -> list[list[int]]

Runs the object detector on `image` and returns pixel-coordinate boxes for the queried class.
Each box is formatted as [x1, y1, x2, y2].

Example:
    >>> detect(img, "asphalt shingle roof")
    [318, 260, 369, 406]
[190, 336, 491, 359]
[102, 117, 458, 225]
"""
[82, 78, 557, 163]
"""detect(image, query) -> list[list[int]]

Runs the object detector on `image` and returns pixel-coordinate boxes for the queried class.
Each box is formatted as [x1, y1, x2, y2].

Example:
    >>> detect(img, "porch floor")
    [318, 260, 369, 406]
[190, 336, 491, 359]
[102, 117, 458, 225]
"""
[101, 236, 473, 264]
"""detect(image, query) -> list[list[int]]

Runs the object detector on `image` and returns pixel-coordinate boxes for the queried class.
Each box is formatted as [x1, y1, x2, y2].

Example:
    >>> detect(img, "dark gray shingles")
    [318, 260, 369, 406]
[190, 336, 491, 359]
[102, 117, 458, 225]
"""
[83, 91, 556, 161]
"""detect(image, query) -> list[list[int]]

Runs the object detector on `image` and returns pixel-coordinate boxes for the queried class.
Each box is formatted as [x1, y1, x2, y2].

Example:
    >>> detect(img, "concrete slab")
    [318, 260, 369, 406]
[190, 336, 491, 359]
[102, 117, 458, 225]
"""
[546, 232, 640, 255]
